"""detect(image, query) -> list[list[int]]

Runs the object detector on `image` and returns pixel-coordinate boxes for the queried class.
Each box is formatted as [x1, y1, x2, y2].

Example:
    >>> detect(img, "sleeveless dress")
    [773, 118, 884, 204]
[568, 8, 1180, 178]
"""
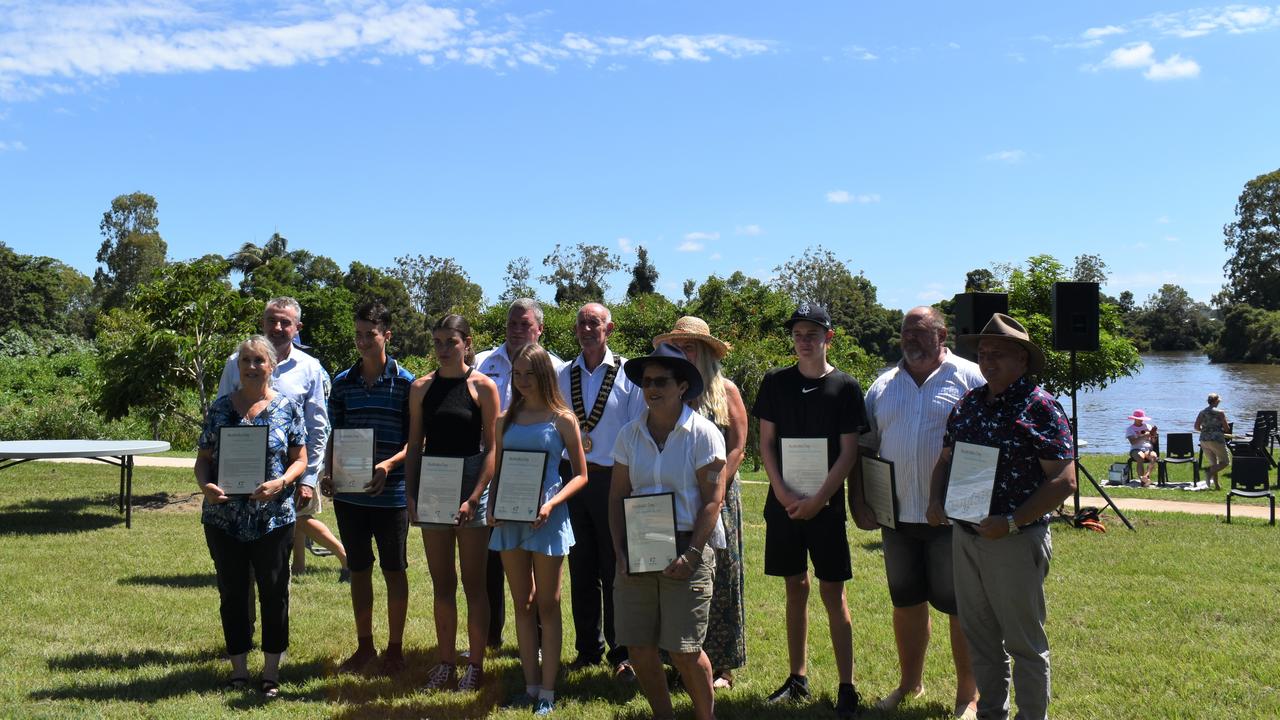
[489, 419, 575, 556]
[700, 407, 747, 671]
[1197, 405, 1228, 444]
[419, 368, 488, 527]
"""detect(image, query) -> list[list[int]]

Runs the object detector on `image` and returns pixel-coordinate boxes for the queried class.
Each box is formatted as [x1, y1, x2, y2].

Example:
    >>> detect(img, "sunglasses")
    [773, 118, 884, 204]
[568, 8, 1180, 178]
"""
[640, 376, 678, 388]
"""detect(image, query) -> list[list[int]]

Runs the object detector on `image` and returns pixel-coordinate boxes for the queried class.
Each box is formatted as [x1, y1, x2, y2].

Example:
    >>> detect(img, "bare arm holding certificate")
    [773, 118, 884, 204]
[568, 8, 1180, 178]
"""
[415, 456, 466, 525]
[860, 455, 898, 529]
[217, 426, 268, 495]
[623, 493, 678, 574]
[493, 450, 548, 523]
[332, 428, 375, 494]
[781, 437, 828, 497]
[945, 441, 1000, 524]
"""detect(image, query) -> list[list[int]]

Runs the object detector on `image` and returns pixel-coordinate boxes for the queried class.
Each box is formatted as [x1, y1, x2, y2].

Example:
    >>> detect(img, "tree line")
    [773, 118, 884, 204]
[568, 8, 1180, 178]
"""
[2, 167, 1277, 446]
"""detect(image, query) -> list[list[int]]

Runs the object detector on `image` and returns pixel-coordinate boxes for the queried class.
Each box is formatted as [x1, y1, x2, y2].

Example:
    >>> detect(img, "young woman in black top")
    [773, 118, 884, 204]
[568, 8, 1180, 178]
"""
[405, 314, 501, 692]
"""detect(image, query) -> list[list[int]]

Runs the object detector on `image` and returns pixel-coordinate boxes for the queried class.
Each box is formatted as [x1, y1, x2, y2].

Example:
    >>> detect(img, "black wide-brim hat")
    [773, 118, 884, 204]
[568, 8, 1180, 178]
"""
[623, 342, 705, 400]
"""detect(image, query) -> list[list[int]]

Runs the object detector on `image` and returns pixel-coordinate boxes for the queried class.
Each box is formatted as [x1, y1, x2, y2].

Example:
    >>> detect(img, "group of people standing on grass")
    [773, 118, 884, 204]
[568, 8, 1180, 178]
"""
[195, 291, 1077, 720]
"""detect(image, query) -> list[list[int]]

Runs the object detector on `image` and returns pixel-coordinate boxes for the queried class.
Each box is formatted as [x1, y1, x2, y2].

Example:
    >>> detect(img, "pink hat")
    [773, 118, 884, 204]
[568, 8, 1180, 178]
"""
[1127, 409, 1150, 421]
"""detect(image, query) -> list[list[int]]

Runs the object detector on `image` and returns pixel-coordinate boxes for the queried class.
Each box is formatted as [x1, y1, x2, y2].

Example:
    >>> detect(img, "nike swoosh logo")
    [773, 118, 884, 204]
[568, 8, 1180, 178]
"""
[802, 387, 818, 394]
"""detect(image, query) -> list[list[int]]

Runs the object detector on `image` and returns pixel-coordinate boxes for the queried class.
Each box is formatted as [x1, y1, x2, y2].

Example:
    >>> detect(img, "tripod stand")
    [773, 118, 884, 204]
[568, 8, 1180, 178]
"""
[1067, 350, 1134, 531]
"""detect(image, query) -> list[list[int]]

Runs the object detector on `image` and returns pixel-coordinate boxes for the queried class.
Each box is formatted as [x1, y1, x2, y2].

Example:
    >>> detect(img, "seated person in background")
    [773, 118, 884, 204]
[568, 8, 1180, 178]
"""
[1125, 409, 1158, 486]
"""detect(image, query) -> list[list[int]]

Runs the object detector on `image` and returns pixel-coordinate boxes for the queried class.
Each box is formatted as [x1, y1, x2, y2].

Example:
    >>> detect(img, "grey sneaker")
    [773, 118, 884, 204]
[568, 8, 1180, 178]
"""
[423, 662, 455, 691]
[766, 674, 810, 704]
[534, 697, 554, 715]
[456, 663, 483, 691]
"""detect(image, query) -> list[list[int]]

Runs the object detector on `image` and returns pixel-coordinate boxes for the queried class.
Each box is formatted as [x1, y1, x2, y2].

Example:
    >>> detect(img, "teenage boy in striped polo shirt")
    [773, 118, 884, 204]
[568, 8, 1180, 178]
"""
[322, 301, 416, 675]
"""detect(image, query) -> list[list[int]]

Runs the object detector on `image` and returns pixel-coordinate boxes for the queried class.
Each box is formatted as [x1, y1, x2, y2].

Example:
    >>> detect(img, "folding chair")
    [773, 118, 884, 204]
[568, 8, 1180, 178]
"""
[1127, 433, 1160, 485]
[1159, 433, 1199, 487]
[1230, 412, 1277, 468]
[1226, 456, 1275, 525]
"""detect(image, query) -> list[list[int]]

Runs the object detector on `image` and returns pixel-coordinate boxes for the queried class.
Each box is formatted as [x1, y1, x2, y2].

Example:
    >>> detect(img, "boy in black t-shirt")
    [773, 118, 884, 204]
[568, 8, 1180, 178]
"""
[752, 303, 866, 719]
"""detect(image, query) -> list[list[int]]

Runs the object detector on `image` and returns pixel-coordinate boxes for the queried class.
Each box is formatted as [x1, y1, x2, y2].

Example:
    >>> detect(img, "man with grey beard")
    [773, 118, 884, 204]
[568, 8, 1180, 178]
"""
[852, 306, 983, 719]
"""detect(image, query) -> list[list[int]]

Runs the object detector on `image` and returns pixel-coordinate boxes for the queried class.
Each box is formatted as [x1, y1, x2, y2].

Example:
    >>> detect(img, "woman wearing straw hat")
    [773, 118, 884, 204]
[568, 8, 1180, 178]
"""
[653, 316, 748, 689]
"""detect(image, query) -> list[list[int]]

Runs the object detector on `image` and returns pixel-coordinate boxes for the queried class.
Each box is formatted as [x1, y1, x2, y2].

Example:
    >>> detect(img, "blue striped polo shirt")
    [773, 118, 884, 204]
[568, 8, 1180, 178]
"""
[329, 356, 415, 508]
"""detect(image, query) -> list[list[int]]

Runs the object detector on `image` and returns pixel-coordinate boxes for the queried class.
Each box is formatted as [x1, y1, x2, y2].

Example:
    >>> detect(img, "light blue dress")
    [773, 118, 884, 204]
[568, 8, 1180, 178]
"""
[489, 420, 575, 556]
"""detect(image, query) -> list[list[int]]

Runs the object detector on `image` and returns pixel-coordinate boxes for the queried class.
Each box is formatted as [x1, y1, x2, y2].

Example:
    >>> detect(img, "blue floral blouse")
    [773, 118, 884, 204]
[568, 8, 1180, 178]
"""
[199, 393, 306, 542]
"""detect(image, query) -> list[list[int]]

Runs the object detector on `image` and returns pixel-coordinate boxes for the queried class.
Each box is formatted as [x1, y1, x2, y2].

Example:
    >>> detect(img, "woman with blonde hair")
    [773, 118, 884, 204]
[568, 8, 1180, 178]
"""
[488, 343, 589, 714]
[653, 316, 749, 688]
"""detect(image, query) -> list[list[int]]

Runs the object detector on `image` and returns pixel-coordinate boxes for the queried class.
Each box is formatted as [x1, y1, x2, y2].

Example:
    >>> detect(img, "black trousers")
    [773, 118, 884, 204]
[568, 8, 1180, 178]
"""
[562, 462, 627, 665]
[205, 522, 294, 655]
[487, 545, 505, 642]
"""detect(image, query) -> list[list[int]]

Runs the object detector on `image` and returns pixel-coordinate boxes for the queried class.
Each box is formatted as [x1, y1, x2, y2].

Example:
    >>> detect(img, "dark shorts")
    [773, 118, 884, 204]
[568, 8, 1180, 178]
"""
[882, 522, 957, 614]
[334, 502, 410, 573]
[764, 507, 852, 582]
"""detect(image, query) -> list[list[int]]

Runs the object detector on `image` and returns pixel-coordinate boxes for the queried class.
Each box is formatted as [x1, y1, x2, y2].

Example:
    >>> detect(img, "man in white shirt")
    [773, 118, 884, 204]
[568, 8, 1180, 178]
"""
[473, 298, 564, 647]
[557, 302, 643, 680]
[217, 297, 347, 579]
[852, 306, 983, 719]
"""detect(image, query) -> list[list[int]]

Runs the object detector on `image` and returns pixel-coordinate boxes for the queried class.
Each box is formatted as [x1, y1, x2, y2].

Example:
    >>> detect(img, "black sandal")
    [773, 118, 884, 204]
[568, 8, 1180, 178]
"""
[225, 676, 249, 691]
[260, 678, 280, 698]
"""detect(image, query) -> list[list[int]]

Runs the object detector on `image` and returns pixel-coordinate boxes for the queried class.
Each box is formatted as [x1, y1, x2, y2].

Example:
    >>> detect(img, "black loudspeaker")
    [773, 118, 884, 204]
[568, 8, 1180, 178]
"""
[952, 292, 1009, 336]
[1052, 282, 1100, 351]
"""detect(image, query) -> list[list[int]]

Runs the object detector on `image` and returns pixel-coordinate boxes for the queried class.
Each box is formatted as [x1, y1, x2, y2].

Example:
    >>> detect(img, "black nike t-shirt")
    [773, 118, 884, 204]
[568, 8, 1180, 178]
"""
[752, 364, 868, 521]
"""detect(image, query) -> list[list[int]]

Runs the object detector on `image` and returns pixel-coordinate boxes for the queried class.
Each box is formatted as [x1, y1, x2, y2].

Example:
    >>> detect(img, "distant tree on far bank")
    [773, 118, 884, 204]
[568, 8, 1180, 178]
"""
[626, 246, 659, 298]
[772, 245, 901, 359]
[1131, 284, 1219, 351]
[93, 192, 168, 311]
[0, 242, 95, 337]
[541, 243, 622, 306]
[1222, 168, 1280, 311]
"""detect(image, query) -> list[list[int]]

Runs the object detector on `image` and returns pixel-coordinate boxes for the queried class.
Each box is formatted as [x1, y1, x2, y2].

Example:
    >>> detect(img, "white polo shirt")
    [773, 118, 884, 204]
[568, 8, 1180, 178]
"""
[861, 349, 984, 524]
[612, 404, 727, 548]
[556, 347, 643, 466]
[475, 343, 566, 412]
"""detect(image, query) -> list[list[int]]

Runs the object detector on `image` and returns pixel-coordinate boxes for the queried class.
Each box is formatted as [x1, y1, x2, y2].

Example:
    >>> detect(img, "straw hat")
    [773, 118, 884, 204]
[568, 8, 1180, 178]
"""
[958, 313, 1046, 375]
[652, 316, 731, 359]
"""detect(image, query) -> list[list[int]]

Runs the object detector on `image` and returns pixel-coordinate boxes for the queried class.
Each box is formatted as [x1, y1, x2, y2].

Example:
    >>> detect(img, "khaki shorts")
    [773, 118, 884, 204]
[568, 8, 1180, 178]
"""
[613, 546, 716, 653]
[295, 485, 323, 517]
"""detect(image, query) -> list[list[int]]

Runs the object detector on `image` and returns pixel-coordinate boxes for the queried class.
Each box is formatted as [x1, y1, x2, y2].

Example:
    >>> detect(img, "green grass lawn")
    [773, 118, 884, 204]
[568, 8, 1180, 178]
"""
[1, 462, 1278, 718]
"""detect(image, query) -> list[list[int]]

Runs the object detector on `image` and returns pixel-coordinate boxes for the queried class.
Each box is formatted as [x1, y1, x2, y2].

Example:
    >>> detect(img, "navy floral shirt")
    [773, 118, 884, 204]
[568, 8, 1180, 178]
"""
[944, 375, 1073, 521]
[199, 393, 306, 541]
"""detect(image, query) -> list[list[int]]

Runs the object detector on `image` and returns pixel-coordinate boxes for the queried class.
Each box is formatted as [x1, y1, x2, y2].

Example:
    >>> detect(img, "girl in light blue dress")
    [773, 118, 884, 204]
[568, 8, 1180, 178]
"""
[487, 344, 589, 715]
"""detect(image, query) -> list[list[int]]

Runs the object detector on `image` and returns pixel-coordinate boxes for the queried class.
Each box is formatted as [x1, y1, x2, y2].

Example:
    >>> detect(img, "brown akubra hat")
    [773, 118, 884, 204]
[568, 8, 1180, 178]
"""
[959, 313, 1046, 374]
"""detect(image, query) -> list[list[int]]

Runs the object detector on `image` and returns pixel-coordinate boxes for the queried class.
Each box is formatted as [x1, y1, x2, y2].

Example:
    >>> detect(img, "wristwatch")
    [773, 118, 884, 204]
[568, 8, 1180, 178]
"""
[1006, 514, 1021, 535]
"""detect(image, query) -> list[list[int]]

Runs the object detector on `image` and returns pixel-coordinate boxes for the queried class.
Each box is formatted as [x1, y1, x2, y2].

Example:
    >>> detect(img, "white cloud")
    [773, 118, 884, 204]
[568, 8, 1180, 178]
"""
[1146, 5, 1279, 38]
[735, 224, 763, 236]
[826, 190, 880, 204]
[1084, 25, 1126, 40]
[1145, 53, 1200, 80]
[1102, 41, 1156, 69]
[0, 141, 27, 152]
[1092, 41, 1199, 81]
[1163, 235, 1180, 243]
[617, 237, 634, 254]
[0, 2, 771, 100]
[1156, 215, 1170, 224]
[984, 149, 1027, 164]
[709, 252, 722, 260]
[684, 230, 719, 242]
[678, 240, 704, 252]
[916, 283, 946, 302]
[845, 45, 877, 61]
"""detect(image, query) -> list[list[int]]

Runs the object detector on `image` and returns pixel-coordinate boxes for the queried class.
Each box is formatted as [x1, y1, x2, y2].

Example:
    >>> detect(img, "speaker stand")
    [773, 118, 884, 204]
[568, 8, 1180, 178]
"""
[1068, 351, 1134, 531]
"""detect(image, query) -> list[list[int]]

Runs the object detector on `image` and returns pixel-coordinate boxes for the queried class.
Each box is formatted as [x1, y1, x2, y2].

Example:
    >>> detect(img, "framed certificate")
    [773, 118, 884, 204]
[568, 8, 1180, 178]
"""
[416, 456, 466, 525]
[493, 450, 548, 523]
[332, 428, 375, 494]
[217, 425, 268, 495]
[781, 437, 828, 497]
[860, 455, 898, 529]
[945, 441, 1000, 524]
[623, 492, 678, 574]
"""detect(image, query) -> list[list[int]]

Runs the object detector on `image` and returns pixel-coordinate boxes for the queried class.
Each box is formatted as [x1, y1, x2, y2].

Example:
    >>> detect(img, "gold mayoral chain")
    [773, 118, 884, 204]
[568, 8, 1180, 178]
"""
[569, 362, 619, 453]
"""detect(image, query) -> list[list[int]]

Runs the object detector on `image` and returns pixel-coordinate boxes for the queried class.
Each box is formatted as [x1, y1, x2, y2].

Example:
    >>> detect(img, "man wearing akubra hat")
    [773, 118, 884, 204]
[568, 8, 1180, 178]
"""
[608, 342, 727, 720]
[753, 302, 867, 719]
[926, 313, 1076, 720]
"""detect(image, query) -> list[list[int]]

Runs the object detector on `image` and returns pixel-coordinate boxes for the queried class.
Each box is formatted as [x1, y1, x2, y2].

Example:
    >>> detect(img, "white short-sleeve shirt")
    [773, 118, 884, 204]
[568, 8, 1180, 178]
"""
[612, 404, 727, 548]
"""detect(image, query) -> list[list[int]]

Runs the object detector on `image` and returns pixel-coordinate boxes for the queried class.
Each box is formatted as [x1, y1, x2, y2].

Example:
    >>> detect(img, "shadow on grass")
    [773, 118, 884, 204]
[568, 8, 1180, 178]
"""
[0, 495, 121, 535]
[858, 539, 884, 552]
[48, 648, 219, 671]
[119, 572, 218, 589]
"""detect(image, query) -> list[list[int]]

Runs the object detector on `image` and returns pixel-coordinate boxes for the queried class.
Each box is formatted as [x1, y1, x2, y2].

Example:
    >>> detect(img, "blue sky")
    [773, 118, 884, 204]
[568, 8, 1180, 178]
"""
[1, 1, 1278, 311]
